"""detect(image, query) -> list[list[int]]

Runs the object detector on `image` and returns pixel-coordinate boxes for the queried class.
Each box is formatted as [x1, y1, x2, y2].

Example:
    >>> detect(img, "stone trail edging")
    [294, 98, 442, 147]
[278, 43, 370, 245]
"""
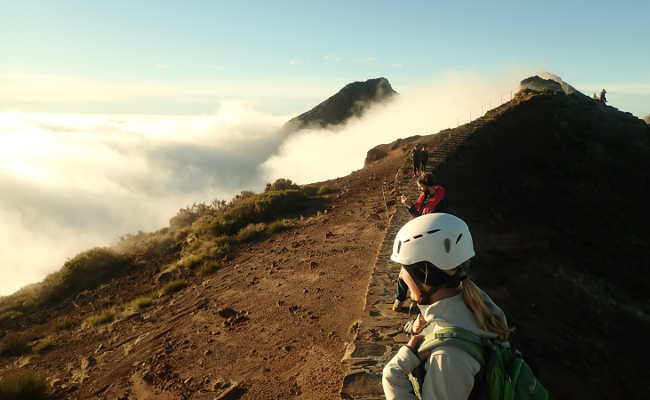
[339, 127, 476, 399]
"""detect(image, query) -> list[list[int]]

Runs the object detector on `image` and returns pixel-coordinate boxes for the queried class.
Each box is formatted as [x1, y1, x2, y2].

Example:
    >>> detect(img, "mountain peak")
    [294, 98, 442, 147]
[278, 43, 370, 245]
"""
[284, 77, 397, 132]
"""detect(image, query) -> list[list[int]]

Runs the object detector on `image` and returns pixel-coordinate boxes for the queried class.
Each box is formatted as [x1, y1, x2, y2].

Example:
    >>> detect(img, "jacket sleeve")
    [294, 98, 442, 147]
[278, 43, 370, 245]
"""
[407, 204, 419, 217]
[421, 347, 480, 400]
[428, 186, 445, 210]
[382, 346, 421, 400]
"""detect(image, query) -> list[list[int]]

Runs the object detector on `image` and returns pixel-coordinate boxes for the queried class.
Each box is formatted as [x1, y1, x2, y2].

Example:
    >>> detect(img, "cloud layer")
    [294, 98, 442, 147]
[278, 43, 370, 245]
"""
[0, 72, 517, 295]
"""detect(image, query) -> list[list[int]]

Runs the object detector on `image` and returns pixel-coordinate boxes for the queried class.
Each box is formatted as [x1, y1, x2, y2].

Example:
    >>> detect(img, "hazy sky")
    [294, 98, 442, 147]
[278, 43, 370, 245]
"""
[1, 0, 649, 116]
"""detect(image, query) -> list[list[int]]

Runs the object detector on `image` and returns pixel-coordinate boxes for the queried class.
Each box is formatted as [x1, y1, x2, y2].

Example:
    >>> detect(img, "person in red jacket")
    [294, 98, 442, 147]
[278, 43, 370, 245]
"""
[393, 173, 447, 311]
[401, 173, 446, 218]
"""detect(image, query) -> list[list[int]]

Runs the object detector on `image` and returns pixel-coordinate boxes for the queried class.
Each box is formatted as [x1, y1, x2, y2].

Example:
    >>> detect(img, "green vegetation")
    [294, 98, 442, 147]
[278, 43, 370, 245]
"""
[31, 336, 55, 354]
[267, 219, 293, 233]
[265, 178, 299, 192]
[0, 177, 322, 324]
[199, 263, 220, 276]
[160, 280, 186, 296]
[83, 309, 117, 328]
[0, 311, 23, 327]
[50, 315, 77, 332]
[0, 331, 32, 357]
[317, 185, 337, 195]
[236, 223, 268, 242]
[0, 369, 48, 400]
[126, 296, 155, 313]
[194, 189, 307, 236]
[0, 248, 130, 315]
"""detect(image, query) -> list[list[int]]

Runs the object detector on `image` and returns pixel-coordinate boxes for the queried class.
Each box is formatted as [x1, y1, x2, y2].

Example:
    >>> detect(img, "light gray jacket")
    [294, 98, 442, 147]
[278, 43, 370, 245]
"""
[382, 290, 507, 400]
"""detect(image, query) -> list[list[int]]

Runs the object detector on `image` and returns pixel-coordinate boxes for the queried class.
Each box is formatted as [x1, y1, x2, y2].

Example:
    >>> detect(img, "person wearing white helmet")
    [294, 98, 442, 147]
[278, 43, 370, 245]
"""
[382, 213, 513, 400]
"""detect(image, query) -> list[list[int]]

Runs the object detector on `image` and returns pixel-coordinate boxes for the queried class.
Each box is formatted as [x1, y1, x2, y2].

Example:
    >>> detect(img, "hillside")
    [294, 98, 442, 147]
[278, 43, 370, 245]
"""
[359, 86, 650, 399]
[0, 157, 404, 399]
[283, 77, 397, 132]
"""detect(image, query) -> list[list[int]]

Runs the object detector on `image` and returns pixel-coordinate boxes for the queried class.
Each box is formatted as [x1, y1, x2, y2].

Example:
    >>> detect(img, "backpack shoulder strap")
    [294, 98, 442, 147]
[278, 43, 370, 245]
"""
[417, 327, 486, 366]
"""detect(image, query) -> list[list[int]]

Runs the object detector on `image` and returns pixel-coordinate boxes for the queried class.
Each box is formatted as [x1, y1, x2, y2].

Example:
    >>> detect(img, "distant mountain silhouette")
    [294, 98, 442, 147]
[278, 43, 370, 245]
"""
[283, 77, 397, 132]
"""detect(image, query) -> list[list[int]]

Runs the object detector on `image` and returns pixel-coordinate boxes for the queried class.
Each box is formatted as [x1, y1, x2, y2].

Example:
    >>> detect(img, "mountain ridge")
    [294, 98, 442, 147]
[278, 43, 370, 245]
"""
[1, 76, 650, 399]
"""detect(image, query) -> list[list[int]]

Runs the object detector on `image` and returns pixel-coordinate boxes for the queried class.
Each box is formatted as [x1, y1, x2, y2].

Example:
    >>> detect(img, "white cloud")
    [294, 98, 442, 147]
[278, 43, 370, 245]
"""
[0, 72, 335, 105]
[0, 104, 289, 295]
[263, 71, 518, 184]
[391, 63, 403, 69]
[352, 57, 377, 64]
[0, 71, 521, 296]
[323, 55, 343, 63]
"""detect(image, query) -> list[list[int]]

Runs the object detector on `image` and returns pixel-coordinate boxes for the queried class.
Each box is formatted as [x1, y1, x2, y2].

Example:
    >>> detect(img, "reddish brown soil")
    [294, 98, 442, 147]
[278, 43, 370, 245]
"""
[0, 151, 404, 400]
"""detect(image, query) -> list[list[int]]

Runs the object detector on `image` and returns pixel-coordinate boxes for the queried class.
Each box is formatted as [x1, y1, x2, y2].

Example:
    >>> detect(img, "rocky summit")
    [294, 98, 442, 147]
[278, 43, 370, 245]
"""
[283, 77, 397, 132]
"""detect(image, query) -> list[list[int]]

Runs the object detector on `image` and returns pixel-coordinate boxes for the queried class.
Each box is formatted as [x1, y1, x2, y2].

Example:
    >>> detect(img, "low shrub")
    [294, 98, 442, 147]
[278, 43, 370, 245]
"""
[317, 185, 336, 195]
[84, 309, 116, 328]
[160, 280, 186, 296]
[300, 185, 319, 196]
[236, 223, 268, 243]
[199, 263, 220, 276]
[115, 230, 177, 259]
[267, 219, 292, 234]
[177, 254, 204, 270]
[0, 368, 48, 400]
[31, 336, 55, 354]
[204, 189, 307, 236]
[39, 248, 130, 307]
[0, 311, 23, 323]
[51, 315, 77, 332]
[265, 178, 299, 192]
[127, 296, 154, 312]
[0, 331, 33, 357]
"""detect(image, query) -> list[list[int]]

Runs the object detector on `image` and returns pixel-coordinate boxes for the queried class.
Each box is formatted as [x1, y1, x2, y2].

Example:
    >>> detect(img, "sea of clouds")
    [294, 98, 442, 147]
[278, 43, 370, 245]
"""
[0, 72, 517, 295]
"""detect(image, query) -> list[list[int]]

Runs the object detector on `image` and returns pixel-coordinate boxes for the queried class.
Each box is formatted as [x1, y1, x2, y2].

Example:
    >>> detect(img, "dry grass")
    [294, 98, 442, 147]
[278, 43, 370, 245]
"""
[160, 280, 186, 296]
[0, 368, 48, 400]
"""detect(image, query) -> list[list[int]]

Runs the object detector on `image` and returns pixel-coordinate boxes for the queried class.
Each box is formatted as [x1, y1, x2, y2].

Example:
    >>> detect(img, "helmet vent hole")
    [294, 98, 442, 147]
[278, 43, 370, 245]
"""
[413, 234, 423, 239]
[456, 233, 463, 244]
[403, 239, 410, 243]
[427, 229, 440, 235]
[444, 238, 451, 253]
[397, 241, 402, 254]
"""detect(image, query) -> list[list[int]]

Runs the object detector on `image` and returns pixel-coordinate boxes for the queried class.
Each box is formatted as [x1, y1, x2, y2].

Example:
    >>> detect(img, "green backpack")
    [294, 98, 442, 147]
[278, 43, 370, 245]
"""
[409, 327, 549, 400]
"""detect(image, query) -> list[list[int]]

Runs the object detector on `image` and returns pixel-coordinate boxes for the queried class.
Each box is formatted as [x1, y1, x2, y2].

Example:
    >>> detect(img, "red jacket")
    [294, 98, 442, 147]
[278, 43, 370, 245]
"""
[409, 185, 445, 218]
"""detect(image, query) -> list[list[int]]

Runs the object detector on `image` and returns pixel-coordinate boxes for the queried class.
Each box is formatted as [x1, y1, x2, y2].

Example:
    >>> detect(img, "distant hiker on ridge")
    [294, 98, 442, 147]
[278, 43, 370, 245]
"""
[419, 145, 429, 175]
[600, 89, 607, 104]
[411, 145, 422, 177]
[393, 173, 447, 311]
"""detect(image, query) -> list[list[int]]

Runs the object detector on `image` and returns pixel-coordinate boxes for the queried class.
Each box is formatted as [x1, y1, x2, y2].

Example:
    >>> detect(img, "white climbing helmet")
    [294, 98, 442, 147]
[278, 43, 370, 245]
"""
[390, 213, 475, 270]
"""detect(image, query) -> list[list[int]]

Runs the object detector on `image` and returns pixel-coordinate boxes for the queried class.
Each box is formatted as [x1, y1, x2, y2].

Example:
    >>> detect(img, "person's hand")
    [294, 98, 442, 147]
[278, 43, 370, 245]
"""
[406, 334, 424, 351]
[412, 314, 426, 334]
[400, 194, 408, 204]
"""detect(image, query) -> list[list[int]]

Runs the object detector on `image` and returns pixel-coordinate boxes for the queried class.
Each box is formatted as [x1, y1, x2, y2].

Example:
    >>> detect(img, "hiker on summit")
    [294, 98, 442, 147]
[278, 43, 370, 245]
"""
[382, 213, 513, 400]
[600, 89, 607, 104]
[419, 145, 429, 175]
[393, 173, 447, 311]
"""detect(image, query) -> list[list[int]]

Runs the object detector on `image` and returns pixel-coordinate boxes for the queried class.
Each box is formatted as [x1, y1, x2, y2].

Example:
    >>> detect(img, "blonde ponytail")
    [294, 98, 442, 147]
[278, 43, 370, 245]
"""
[461, 278, 514, 341]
